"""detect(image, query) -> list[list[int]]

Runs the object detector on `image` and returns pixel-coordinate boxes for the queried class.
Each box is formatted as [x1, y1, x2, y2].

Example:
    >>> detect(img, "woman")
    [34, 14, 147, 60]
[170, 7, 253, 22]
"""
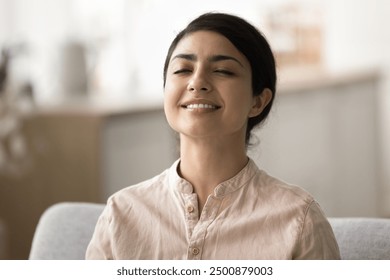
[86, 12, 340, 260]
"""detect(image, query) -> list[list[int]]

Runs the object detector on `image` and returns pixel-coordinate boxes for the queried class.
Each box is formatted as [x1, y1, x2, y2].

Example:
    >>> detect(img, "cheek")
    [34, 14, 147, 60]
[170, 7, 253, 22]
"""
[163, 89, 174, 115]
[164, 77, 181, 98]
[163, 83, 179, 128]
[163, 99, 175, 131]
[164, 76, 175, 98]
[225, 83, 253, 106]
[163, 87, 177, 113]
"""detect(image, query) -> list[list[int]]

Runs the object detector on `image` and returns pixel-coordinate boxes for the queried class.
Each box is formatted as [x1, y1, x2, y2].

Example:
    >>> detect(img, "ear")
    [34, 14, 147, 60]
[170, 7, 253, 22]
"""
[248, 88, 273, 118]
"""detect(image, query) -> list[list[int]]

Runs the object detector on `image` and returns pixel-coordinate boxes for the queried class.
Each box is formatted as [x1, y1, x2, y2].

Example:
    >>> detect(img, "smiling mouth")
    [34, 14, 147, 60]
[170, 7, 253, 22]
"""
[181, 104, 221, 111]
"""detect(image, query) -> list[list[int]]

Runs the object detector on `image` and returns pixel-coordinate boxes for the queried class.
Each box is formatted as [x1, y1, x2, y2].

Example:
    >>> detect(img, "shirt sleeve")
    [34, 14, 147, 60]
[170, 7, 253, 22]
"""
[293, 200, 341, 260]
[85, 200, 114, 260]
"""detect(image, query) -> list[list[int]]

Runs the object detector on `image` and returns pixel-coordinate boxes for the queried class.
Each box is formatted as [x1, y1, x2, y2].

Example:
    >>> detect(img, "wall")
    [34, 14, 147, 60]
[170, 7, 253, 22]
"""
[249, 71, 381, 217]
[323, 0, 390, 215]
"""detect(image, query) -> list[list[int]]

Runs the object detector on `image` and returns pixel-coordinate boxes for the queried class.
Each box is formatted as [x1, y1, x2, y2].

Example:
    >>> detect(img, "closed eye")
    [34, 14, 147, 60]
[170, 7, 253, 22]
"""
[173, 69, 192, 75]
[214, 69, 235, 76]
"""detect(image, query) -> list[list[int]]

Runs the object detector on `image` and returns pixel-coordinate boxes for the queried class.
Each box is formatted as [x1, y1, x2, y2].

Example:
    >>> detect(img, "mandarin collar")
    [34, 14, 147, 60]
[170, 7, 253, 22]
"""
[168, 158, 259, 197]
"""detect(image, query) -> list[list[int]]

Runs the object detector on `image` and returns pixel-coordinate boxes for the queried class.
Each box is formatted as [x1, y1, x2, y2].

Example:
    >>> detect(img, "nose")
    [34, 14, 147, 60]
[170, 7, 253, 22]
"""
[187, 69, 211, 93]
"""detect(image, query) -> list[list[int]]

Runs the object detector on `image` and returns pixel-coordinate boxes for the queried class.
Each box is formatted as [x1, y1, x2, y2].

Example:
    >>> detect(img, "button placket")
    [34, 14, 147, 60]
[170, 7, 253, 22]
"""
[187, 196, 223, 260]
[183, 193, 199, 240]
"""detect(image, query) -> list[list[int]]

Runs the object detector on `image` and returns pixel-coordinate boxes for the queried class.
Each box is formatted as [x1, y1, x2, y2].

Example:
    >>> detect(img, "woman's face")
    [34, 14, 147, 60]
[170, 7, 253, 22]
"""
[164, 31, 261, 143]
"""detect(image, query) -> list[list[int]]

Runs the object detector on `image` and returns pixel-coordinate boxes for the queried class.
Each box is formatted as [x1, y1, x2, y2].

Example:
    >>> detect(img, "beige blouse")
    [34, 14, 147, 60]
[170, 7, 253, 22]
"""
[86, 159, 340, 260]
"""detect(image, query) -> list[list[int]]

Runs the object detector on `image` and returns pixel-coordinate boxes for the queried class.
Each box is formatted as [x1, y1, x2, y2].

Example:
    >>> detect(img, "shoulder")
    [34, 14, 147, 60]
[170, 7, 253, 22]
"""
[250, 168, 323, 230]
[293, 200, 341, 259]
[253, 170, 340, 259]
[108, 168, 171, 208]
[86, 168, 173, 259]
[254, 168, 315, 207]
[95, 168, 172, 230]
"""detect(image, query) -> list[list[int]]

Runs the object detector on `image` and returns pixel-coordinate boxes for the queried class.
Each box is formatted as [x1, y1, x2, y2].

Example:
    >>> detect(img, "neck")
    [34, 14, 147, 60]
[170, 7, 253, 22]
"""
[178, 135, 248, 212]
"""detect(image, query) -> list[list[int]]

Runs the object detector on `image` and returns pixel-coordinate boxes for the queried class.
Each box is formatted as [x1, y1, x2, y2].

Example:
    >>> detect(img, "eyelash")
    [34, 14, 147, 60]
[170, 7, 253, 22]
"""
[173, 69, 191, 75]
[172, 69, 234, 76]
[214, 69, 234, 76]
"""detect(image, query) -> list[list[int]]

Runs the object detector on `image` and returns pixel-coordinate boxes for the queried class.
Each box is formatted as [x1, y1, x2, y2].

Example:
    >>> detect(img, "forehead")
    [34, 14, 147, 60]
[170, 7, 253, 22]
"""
[171, 30, 248, 64]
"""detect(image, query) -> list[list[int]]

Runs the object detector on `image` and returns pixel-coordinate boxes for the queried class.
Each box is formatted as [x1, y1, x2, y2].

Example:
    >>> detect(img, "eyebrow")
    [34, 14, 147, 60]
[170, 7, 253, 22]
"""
[172, 53, 244, 67]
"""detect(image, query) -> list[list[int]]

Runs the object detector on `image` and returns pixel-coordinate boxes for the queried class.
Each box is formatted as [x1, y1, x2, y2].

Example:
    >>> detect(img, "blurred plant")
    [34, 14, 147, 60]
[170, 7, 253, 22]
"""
[0, 46, 35, 175]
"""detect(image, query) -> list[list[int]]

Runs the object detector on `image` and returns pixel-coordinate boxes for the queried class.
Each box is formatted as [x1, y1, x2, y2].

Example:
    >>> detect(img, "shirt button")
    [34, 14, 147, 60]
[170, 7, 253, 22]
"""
[187, 205, 195, 213]
[191, 247, 200, 255]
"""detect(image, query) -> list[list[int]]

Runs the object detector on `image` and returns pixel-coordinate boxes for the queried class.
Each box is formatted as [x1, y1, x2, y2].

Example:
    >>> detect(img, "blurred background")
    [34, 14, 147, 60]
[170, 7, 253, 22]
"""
[0, 0, 389, 259]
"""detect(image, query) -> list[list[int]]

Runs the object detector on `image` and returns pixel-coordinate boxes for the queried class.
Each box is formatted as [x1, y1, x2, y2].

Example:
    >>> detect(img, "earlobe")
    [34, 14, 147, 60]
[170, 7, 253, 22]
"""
[248, 88, 273, 118]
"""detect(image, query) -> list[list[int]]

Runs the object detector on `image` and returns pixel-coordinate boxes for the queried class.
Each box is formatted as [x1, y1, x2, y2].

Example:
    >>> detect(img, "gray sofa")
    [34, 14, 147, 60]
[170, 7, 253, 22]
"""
[29, 202, 390, 260]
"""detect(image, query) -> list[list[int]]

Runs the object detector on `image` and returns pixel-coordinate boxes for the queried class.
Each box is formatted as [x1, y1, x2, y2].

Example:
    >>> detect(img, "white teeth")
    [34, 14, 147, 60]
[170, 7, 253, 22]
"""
[186, 104, 217, 109]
